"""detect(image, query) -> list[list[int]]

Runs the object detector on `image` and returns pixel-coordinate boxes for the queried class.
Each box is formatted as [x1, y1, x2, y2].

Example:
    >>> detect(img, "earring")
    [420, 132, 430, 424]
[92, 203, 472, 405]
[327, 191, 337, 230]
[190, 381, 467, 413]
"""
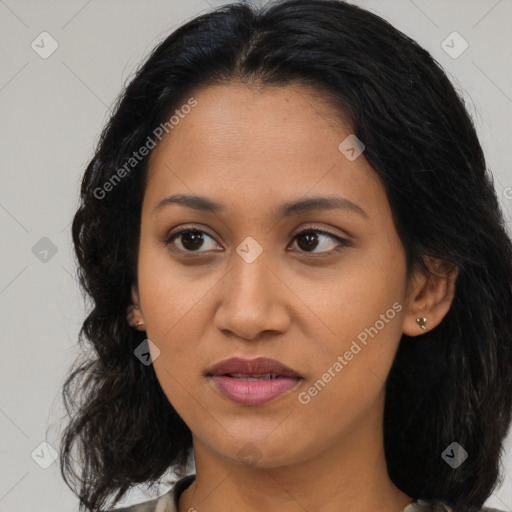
[127, 304, 144, 329]
[416, 317, 428, 330]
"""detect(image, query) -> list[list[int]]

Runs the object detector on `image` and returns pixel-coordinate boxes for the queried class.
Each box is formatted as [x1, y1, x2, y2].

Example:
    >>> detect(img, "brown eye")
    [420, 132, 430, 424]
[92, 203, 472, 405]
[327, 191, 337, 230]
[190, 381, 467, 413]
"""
[296, 231, 320, 251]
[290, 229, 349, 254]
[165, 226, 349, 256]
[166, 229, 220, 252]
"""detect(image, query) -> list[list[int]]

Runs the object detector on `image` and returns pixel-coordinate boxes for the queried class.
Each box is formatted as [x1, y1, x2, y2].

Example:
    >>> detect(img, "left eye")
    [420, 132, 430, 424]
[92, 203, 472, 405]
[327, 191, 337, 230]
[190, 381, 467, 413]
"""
[290, 228, 348, 254]
[165, 228, 348, 255]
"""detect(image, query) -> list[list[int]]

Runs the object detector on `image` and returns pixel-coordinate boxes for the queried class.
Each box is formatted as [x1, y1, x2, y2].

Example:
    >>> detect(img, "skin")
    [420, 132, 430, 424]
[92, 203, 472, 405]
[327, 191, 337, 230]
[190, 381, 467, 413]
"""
[129, 83, 458, 512]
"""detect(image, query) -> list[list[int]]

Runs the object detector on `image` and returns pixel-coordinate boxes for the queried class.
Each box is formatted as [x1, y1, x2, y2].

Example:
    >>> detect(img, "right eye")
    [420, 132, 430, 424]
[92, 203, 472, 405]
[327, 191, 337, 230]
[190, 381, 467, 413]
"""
[165, 228, 222, 253]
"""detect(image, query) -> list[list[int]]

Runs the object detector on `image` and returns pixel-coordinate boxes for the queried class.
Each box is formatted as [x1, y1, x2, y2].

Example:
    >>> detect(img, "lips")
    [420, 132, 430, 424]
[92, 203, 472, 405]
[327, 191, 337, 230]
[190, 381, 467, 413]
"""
[206, 357, 303, 406]
[206, 357, 302, 379]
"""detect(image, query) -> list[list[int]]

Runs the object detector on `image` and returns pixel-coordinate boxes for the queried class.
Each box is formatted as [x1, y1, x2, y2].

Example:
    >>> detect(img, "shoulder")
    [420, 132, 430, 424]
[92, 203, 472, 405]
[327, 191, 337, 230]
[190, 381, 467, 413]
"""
[406, 498, 507, 512]
[112, 493, 172, 512]
[107, 474, 196, 512]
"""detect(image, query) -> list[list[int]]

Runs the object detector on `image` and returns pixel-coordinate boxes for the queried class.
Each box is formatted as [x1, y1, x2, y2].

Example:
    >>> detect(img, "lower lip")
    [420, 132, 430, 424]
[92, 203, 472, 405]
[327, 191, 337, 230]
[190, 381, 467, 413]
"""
[209, 375, 302, 406]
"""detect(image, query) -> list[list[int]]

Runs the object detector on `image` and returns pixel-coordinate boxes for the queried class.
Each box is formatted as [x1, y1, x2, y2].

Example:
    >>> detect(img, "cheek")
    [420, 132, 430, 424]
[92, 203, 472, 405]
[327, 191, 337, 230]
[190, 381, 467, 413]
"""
[313, 247, 406, 349]
[294, 309, 404, 448]
[141, 285, 208, 424]
[136, 244, 208, 397]
[299, 247, 406, 409]
[137, 237, 213, 339]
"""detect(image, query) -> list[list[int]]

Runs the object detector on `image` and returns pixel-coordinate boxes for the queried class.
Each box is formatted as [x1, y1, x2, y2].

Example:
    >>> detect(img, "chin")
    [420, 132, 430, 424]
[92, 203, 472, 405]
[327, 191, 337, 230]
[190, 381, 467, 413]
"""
[214, 437, 310, 470]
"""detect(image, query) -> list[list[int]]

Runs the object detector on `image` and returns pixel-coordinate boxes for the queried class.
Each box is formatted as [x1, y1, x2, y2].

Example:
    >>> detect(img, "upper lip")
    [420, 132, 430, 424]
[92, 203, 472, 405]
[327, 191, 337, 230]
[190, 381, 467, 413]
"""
[206, 357, 302, 378]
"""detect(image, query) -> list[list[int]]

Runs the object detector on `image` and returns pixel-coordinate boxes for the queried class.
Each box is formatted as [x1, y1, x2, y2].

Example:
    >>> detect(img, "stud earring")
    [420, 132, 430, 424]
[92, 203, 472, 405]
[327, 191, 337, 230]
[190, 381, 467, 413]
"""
[127, 304, 144, 329]
[416, 317, 428, 330]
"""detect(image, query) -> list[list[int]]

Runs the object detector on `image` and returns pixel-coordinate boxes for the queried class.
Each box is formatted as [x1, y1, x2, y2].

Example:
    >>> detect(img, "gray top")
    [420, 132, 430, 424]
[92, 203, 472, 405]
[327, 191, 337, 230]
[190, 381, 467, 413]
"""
[111, 474, 505, 512]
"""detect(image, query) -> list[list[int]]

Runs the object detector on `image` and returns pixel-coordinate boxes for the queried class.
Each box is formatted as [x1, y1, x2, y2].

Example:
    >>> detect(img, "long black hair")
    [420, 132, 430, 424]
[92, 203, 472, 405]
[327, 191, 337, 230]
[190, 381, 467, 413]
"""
[60, 1, 512, 510]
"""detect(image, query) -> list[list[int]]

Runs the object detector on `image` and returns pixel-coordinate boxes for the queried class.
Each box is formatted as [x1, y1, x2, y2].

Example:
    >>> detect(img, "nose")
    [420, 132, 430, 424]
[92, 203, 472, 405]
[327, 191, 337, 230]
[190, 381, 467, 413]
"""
[213, 249, 291, 341]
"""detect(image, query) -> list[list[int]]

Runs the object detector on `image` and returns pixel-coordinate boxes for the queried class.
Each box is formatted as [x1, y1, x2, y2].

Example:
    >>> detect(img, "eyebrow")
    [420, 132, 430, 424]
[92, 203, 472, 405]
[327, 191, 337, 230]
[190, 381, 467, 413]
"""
[153, 193, 368, 219]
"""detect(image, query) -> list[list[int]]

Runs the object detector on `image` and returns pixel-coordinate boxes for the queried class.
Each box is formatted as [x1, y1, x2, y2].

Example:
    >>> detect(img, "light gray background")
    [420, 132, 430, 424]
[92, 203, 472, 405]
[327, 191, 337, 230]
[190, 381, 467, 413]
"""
[1, 0, 511, 511]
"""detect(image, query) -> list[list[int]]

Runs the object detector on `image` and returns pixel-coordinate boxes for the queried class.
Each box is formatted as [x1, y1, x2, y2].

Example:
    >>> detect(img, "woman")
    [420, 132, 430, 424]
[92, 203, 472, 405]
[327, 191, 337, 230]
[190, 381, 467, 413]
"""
[60, 1, 512, 511]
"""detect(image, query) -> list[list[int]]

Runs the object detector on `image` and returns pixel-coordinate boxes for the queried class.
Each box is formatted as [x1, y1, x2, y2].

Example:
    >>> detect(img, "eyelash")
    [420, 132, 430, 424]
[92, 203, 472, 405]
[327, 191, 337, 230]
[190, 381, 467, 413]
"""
[164, 225, 350, 257]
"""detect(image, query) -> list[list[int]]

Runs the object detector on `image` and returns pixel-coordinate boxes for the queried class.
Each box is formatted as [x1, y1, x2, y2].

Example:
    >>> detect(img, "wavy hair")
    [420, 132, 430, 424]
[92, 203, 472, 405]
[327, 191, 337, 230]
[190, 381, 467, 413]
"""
[60, 1, 512, 510]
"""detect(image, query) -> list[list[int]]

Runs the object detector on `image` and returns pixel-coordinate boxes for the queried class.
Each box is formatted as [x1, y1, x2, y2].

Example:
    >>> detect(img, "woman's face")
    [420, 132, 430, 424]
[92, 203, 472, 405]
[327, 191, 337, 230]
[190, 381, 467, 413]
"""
[134, 82, 414, 468]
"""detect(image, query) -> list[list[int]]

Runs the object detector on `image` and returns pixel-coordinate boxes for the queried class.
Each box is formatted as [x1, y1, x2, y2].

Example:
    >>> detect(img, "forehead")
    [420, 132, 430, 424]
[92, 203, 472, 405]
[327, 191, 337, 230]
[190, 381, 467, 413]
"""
[149, 82, 347, 166]
[143, 82, 385, 221]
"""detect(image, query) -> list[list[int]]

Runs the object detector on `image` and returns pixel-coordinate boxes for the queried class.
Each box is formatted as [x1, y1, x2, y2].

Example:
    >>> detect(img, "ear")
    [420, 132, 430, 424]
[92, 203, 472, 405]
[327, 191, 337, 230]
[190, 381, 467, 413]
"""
[131, 283, 140, 306]
[402, 257, 458, 336]
[126, 283, 145, 330]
